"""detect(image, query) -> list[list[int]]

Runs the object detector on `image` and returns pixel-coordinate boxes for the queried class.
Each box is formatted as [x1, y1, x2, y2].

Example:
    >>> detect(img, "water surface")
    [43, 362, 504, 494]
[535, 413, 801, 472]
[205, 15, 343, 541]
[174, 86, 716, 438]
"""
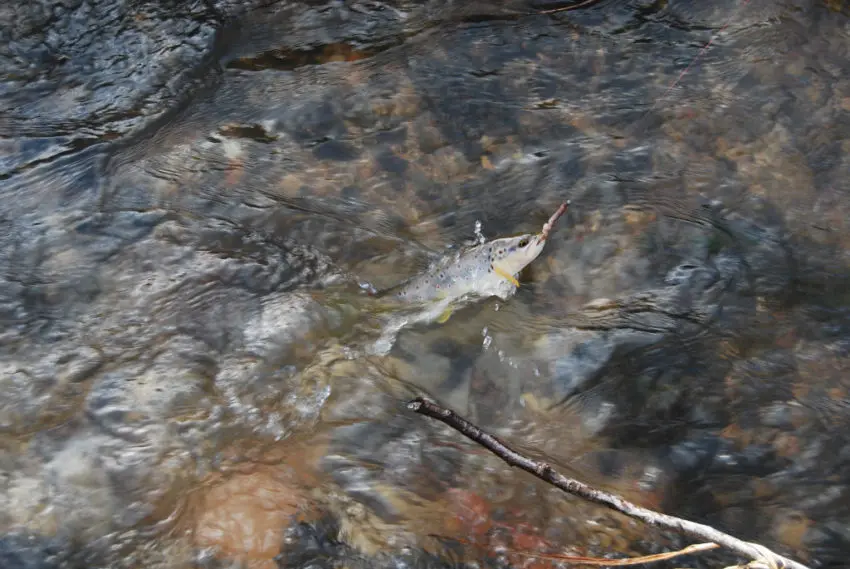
[1, 1, 850, 568]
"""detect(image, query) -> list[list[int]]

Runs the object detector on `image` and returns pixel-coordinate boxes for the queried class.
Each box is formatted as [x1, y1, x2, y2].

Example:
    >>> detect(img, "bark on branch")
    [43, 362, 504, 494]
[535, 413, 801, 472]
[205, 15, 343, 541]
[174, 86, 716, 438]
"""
[407, 397, 810, 569]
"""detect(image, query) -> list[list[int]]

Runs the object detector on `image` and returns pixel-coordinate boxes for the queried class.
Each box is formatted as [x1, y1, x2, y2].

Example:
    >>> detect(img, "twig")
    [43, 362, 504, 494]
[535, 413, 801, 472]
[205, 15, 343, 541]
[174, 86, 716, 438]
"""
[511, 541, 718, 565]
[408, 397, 810, 569]
[536, 0, 604, 15]
[433, 534, 719, 566]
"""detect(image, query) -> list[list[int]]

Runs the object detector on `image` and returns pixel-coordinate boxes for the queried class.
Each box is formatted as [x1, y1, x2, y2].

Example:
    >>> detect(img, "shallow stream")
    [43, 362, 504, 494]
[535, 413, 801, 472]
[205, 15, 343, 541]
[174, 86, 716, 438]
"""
[2, 1, 850, 568]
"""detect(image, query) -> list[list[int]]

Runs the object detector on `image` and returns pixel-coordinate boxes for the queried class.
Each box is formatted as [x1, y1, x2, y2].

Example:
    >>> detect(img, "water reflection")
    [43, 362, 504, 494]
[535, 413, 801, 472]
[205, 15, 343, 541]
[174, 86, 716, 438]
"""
[1, 0, 850, 567]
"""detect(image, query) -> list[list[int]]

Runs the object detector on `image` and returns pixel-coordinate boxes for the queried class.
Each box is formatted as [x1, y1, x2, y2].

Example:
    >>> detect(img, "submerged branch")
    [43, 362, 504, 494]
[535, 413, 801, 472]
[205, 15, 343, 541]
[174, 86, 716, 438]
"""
[407, 397, 810, 569]
[535, 0, 605, 15]
[433, 535, 719, 566]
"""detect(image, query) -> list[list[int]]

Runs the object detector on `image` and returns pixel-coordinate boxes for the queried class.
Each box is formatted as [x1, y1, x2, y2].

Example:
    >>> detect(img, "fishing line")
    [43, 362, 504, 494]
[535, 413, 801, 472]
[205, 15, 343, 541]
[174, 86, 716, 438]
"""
[648, 0, 754, 116]
[538, 0, 754, 136]
[615, 0, 755, 142]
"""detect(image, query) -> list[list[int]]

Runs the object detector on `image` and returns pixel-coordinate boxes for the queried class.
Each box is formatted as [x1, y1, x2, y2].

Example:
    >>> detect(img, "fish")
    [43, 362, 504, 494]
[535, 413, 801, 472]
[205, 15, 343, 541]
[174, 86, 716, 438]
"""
[379, 202, 569, 312]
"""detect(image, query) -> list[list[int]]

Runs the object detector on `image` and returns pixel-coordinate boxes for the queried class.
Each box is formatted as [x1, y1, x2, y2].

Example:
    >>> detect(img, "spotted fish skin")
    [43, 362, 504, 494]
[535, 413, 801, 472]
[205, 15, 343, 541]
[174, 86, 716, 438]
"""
[378, 202, 568, 306]
[388, 233, 545, 304]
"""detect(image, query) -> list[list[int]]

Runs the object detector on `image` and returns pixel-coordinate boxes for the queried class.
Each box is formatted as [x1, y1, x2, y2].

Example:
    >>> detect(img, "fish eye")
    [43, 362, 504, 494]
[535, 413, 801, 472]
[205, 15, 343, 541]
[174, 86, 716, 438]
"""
[518, 238, 529, 248]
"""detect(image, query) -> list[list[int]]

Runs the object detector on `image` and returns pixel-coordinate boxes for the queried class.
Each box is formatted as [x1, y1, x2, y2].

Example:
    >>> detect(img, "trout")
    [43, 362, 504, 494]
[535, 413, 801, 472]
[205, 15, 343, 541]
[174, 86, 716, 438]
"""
[382, 202, 569, 306]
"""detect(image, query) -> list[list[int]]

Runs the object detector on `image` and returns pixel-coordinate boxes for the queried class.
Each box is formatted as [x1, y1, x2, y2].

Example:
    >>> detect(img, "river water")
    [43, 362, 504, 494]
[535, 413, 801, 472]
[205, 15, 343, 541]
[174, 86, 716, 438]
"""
[2, 1, 850, 568]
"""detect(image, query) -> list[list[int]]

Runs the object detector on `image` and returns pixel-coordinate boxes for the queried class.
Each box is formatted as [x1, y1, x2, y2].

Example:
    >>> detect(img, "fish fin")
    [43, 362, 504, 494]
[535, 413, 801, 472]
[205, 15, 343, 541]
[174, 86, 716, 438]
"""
[436, 307, 454, 323]
[492, 264, 520, 288]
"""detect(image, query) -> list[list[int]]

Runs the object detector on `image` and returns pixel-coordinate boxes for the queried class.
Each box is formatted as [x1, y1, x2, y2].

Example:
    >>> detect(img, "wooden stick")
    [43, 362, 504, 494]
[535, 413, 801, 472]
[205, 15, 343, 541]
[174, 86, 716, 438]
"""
[536, 0, 604, 15]
[408, 397, 810, 569]
[433, 535, 719, 566]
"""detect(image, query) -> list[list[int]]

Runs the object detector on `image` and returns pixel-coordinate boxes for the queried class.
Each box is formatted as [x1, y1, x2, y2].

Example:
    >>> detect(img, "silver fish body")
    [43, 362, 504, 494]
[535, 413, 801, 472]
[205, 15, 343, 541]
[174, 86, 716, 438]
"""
[378, 202, 568, 307]
[388, 233, 545, 303]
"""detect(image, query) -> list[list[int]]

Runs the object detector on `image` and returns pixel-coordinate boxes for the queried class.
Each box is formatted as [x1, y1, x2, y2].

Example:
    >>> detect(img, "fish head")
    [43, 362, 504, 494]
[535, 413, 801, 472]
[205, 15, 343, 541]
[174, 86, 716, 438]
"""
[489, 233, 546, 275]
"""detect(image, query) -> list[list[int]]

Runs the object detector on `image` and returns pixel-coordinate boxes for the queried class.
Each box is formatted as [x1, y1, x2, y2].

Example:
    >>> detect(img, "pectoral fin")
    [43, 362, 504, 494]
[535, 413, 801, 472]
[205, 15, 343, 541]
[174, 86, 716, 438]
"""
[492, 265, 520, 288]
[436, 307, 454, 323]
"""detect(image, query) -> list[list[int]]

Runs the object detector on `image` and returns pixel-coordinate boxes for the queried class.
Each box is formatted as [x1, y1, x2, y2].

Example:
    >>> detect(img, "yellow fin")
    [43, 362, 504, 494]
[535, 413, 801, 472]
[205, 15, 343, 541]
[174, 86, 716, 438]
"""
[492, 265, 520, 288]
[436, 307, 454, 323]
